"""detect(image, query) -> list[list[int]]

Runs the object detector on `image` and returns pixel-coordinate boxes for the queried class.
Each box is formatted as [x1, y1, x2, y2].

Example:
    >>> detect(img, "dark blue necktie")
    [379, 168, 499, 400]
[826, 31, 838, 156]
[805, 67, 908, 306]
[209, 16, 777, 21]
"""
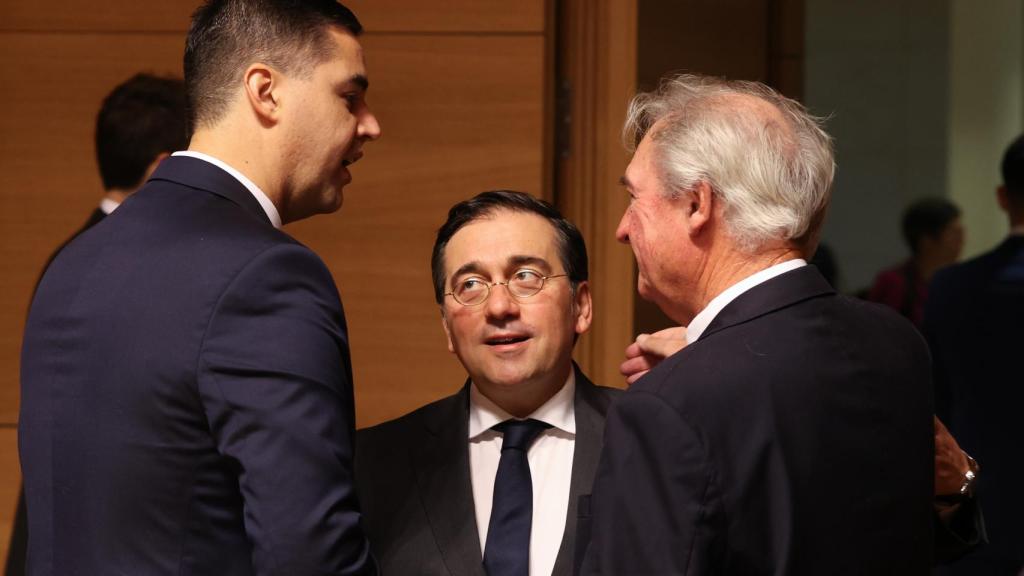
[483, 418, 552, 576]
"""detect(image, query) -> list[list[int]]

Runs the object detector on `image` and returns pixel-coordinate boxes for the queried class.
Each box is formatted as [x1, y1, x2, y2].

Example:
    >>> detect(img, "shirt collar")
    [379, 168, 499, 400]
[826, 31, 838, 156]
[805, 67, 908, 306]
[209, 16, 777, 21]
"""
[686, 258, 807, 343]
[468, 369, 576, 439]
[99, 198, 120, 215]
[172, 151, 282, 228]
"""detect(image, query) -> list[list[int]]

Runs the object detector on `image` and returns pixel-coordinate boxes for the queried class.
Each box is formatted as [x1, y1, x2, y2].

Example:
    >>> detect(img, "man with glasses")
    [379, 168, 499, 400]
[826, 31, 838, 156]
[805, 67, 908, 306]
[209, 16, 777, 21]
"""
[355, 190, 619, 576]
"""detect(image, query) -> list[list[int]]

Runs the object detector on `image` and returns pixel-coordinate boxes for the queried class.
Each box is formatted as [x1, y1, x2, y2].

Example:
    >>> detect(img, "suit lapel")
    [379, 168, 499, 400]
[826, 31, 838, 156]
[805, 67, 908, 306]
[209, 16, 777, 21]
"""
[700, 265, 834, 342]
[414, 383, 486, 576]
[551, 366, 614, 576]
[146, 155, 272, 226]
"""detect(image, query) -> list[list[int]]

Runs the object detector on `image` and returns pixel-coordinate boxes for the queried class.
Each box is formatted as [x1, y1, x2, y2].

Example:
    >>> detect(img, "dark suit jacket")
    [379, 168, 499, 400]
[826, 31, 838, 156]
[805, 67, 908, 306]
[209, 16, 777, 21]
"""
[20, 156, 373, 576]
[925, 235, 1024, 573]
[355, 366, 619, 576]
[580, 266, 935, 575]
[7, 207, 110, 576]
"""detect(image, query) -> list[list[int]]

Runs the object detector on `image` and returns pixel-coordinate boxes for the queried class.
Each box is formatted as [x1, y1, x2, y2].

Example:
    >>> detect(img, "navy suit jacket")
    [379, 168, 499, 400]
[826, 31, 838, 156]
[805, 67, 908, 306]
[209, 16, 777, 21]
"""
[20, 156, 374, 576]
[355, 367, 619, 576]
[925, 235, 1024, 573]
[579, 266, 935, 575]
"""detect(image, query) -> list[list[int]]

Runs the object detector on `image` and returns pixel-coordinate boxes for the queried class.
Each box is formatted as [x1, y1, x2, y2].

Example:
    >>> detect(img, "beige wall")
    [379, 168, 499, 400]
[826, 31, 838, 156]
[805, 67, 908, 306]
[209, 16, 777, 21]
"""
[949, 0, 1024, 257]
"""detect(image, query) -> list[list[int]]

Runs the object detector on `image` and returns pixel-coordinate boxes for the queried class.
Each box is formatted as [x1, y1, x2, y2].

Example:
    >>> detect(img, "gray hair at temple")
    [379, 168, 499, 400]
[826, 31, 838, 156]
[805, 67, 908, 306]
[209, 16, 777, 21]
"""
[624, 74, 835, 252]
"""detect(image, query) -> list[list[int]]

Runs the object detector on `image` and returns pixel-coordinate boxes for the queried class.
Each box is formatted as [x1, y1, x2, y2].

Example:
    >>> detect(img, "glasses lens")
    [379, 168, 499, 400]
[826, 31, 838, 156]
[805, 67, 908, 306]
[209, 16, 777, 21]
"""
[508, 270, 545, 298]
[455, 279, 488, 306]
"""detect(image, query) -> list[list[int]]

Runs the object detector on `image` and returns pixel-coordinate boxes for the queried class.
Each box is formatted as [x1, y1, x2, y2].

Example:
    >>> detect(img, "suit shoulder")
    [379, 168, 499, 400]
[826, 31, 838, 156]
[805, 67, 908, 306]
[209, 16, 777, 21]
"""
[357, 391, 464, 451]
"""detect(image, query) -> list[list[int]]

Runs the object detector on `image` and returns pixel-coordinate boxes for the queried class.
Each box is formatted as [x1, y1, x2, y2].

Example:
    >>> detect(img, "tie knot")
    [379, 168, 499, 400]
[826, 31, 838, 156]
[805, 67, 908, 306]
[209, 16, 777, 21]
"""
[494, 419, 551, 451]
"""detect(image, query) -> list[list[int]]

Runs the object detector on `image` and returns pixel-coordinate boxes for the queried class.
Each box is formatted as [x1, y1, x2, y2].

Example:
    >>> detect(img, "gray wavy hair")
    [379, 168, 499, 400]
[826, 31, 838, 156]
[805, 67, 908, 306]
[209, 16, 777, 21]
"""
[624, 74, 835, 252]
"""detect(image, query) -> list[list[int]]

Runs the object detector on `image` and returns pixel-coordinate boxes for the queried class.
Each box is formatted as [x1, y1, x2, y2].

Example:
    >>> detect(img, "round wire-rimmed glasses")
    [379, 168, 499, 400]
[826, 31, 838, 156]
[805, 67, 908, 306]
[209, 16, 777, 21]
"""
[444, 270, 568, 306]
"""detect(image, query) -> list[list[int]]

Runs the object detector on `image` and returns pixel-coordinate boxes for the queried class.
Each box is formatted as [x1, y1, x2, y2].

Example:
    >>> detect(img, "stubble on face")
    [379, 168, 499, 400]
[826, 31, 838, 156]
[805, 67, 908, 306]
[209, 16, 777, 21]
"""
[277, 27, 377, 223]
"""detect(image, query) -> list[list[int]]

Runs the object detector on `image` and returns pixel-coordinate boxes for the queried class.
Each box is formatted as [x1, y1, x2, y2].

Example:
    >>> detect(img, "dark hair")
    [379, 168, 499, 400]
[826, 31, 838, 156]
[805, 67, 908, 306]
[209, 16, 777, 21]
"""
[1002, 133, 1024, 201]
[901, 197, 961, 255]
[184, 0, 362, 131]
[431, 191, 589, 304]
[94, 74, 187, 190]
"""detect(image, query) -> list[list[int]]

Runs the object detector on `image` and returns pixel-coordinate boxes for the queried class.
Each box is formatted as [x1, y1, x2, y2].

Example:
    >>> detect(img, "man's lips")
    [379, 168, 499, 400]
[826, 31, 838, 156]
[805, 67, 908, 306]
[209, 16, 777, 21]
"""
[484, 333, 531, 347]
[342, 151, 364, 168]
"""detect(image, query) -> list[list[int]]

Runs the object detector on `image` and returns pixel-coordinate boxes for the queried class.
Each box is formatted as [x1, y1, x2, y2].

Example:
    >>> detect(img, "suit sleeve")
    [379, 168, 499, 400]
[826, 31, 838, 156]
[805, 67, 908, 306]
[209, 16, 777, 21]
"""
[581, 390, 722, 575]
[922, 273, 952, 423]
[197, 243, 375, 576]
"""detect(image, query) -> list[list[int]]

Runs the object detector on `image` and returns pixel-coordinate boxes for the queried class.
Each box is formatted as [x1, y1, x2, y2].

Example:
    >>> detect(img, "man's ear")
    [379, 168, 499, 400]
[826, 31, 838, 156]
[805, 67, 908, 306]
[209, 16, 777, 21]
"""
[572, 281, 593, 335]
[440, 308, 455, 353]
[685, 180, 715, 236]
[243, 63, 280, 125]
[997, 185, 1009, 212]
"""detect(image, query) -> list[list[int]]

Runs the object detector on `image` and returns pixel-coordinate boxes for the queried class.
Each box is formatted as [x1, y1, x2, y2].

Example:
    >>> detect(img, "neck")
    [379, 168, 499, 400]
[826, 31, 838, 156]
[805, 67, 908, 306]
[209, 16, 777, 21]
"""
[188, 123, 281, 212]
[477, 365, 570, 419]
[688, 244, 802, 322]
[913, 252, 948, 283]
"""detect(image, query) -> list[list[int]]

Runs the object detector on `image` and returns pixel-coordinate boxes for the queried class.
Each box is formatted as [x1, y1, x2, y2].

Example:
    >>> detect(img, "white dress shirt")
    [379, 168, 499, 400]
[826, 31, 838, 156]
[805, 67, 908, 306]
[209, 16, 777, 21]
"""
[469, 373, 576, 576]
[171, 151, 282, 228]
[686, 259, 807, 343]
[99, 198, 120, 215]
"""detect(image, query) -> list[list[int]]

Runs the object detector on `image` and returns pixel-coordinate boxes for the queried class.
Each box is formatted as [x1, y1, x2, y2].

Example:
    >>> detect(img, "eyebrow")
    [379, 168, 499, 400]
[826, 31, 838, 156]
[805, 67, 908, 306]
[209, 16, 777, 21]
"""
[449, 255, 553, 284]
[508, 255, 552, 272]
[348, 74, 369, 92]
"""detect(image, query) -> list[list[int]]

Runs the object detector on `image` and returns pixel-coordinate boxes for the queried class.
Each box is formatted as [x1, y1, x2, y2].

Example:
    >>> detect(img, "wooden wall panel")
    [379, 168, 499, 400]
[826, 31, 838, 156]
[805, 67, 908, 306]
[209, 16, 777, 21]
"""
[558, 0, 637, 389]
[289, 34, 547, 427]
[0, 0, 544, 34]
[0, 429, 18, 564]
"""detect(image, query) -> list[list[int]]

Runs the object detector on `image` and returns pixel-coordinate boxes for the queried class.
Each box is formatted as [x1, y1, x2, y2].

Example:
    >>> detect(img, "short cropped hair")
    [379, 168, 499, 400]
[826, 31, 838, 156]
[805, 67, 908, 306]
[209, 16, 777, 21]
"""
[623, 74, 835, 252]
[901, 197, 961, 255]
[95, 74, 187, 191]
[1002, 133, 1024, 204]
[184, 0, 362, 131]
[431, 191, 589, 305]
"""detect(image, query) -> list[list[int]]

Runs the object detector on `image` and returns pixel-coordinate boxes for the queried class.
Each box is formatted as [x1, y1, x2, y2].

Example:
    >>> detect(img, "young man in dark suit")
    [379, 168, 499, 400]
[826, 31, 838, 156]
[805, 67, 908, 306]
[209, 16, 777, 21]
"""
[926, 133, 1024, 575]
[356, 191, 619, 576]
[19, 1, 380, 574]
[579, 75, 935, 574]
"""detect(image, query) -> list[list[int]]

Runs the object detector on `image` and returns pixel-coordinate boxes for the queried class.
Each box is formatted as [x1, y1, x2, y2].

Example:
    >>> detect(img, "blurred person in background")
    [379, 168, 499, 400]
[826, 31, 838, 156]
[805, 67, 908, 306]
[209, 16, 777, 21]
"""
[868, 197, 964, 328]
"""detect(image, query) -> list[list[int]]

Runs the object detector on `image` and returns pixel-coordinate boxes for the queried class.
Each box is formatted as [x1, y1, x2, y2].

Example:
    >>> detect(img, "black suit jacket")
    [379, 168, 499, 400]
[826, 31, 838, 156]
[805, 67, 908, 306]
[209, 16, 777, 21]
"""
[925, 235, 1024, 573]
[355, 367, 619, 576]
[7, 207, 110, 576]
[580, 266, 935, 575]
[20, 156, 373, 576]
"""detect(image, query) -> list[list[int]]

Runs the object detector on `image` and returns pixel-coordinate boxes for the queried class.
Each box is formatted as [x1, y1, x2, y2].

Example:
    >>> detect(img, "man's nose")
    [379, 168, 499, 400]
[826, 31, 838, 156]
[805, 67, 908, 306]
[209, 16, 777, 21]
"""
[615, 211, 631, 244]
[484, 283, 520, 319]
[359, 109, 382, 141]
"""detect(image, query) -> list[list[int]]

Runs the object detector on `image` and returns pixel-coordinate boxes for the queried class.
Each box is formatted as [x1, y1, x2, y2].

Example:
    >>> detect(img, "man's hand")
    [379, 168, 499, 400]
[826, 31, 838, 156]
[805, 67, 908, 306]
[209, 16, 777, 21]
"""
[934, 416, 970, 497]
[620, 326, 688, 385]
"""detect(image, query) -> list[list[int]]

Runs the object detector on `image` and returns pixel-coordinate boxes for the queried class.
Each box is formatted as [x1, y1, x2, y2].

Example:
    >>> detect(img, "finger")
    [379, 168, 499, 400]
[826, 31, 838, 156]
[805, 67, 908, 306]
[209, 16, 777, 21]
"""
[636, 334, 687, 359]
[626, 369, 649, 385]
[623, 341, 644, 360]
[620, 355, 655, 378]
